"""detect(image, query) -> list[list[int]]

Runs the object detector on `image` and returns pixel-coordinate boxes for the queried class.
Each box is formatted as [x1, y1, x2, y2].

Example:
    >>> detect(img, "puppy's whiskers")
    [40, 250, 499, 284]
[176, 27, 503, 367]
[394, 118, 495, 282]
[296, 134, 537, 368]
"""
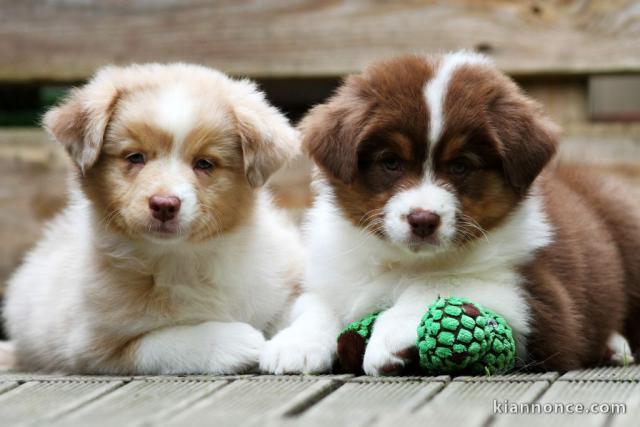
[458, 213, 489, 244]
[101, 208, 122, 232]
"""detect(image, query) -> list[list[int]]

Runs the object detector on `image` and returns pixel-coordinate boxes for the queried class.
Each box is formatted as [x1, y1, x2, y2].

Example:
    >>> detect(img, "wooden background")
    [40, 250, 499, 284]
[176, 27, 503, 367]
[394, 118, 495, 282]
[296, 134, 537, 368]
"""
[1, 0, 640, 79]
[1, 0, 640, 309]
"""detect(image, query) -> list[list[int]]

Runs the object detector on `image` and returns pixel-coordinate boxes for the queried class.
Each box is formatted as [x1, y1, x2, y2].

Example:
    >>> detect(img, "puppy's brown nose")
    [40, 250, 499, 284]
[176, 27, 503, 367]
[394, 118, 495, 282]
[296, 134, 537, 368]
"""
[149, 195, 181, 222]
[407, 209, 440, 238]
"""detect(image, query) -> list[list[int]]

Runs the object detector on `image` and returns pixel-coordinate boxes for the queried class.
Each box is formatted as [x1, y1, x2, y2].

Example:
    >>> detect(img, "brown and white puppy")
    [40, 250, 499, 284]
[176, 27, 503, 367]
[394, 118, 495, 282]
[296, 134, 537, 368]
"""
[260, 52, 640, 375]
[2, 63, 303, 374]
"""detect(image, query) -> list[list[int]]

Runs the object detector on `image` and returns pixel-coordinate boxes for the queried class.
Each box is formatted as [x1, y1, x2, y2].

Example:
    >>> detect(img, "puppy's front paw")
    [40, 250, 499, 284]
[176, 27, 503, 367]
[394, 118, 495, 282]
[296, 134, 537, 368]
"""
[0, 341, 16, 371]
[209, 322, 266, 374]
[363, 317, 419, 376]
[607, 332, 635, 366]
[260, 327, 335, 374]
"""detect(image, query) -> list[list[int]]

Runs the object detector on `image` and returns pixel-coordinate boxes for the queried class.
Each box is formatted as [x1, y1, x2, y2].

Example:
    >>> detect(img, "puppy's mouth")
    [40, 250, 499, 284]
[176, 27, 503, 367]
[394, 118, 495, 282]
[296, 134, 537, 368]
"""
[406, 235, 442, 252]
[144, 219, 184, 239]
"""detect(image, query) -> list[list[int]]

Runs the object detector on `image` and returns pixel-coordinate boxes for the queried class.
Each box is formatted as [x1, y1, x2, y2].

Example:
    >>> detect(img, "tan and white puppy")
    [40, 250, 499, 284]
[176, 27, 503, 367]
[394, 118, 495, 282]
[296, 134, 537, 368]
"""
[2, 63, 303, 374]
[260, 52, 640, 375]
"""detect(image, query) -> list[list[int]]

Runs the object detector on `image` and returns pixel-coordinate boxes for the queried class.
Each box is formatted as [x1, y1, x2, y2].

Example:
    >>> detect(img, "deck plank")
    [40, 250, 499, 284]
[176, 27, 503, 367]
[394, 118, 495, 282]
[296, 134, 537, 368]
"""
[0, 381, 18, 393]
[54, 379, 227, 427]
[380, 378, 551, 427]
[290, 377, 445, 427]
[0, 380, 124, 426]
[295, 380, 445, 426]
[453, 372, 560, 382]
[168, 377, 338, 426]
[559, 366, 640, 381]
[611, 389, 640, 427]
[492, 380, 640, 427]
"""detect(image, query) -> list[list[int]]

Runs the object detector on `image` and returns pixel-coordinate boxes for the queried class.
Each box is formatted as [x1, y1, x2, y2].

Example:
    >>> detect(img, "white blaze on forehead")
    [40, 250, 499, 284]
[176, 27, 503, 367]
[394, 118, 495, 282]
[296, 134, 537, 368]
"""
[424, 51, 491, 157]
[154, 83, 196, 146]
[151, 84, 199, 225]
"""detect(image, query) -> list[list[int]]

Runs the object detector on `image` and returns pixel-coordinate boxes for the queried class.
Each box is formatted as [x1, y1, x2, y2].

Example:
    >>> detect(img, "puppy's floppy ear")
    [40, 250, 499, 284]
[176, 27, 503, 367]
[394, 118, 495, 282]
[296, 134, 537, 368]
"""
[232, 80, 299, 188]
[43, 67, 122, 173]
[489, 80, 559, 194]
[300, 77, 370, 184]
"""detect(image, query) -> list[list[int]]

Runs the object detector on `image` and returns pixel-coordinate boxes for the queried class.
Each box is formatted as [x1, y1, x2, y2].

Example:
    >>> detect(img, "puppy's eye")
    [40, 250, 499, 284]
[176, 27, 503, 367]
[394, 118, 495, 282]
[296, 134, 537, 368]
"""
[194, 159, 215, 171]
[381, 154, 402, 172]
[449, 160, 469, 176]
[125, 153, 145, 165]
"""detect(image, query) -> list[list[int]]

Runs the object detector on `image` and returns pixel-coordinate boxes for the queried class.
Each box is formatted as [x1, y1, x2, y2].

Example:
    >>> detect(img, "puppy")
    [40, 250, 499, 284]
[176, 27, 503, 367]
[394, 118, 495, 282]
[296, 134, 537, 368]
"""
[260, 52, 640, 375]
[2, 63, 303, 374]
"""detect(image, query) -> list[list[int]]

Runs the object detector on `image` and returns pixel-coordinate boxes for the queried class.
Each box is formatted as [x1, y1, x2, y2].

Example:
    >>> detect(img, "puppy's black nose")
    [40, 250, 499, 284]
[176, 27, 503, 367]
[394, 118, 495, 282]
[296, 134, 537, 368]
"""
[149, 195, 181, 222]
[407, 209, 440, 238]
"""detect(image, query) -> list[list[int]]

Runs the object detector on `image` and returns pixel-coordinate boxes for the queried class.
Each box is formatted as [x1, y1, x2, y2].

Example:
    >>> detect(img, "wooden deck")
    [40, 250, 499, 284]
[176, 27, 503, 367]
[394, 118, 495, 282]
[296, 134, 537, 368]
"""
[0, 367, 638, 426]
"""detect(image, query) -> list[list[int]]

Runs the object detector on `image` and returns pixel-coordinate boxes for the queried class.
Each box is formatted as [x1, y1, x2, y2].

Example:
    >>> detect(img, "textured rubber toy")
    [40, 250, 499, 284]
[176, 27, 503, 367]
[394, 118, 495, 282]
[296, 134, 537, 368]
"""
[340, 311, 382, 342]
[336, 311, 382, 373]
[416, 297, 516, 375]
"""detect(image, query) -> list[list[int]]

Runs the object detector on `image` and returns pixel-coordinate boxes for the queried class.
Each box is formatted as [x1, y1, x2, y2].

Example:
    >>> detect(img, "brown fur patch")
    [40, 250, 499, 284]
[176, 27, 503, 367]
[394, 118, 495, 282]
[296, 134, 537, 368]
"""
[182, 125, 241, 167]
[518, 166, 640, 370]
[302, 55, 434, 232]
[443, 65, 558, 194]
[123, 121, 173, 155]
[438, 135, 468, 164]
[302, 55, 433, 183]
[44, 87, 124, 171]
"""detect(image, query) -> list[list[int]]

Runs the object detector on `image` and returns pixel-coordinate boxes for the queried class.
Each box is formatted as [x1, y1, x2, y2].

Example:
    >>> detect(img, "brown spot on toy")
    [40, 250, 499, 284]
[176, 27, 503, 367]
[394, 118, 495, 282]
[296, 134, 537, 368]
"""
[462, 303, 481, 318]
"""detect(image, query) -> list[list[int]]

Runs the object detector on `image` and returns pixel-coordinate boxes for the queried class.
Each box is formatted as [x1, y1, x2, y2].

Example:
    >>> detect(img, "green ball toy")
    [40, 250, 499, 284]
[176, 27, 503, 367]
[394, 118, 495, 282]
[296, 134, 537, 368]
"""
[336, 296, 516, 376]
[417, 297, 516, 375]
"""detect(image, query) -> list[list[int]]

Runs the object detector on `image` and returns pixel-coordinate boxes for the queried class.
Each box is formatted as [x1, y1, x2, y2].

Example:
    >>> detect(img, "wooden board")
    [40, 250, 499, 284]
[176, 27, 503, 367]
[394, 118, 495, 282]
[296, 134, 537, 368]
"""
[0, 369, 638, 426]
[380, 377, 553, 426]
[0, 380, 125, 425]
[1, 0, 640, 81]
[296, 378, 445, 427]
[169, 377, 338, 426]
[493, 380, 640, 427]
[61, 379, 227, 427]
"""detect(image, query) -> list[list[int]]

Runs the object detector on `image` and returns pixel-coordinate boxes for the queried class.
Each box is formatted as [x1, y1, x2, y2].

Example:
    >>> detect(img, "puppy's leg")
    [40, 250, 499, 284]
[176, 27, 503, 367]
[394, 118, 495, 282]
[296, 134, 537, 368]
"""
[363, 285, 437, 376]
[0, 341, 16, 371]
[260, 293, 339, 374]
[134, 321, 265, 375]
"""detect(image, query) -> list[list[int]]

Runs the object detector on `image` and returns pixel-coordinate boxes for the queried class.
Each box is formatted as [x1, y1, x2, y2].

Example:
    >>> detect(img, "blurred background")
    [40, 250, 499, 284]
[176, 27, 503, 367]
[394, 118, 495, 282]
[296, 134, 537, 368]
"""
[1, 0, 639, 338]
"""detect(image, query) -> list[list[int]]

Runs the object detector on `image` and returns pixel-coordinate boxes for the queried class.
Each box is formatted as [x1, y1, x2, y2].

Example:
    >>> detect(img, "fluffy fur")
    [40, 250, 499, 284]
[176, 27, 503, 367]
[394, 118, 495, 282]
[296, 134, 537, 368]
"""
[261, 52, 640, 375]
[2, 63, 303, 374]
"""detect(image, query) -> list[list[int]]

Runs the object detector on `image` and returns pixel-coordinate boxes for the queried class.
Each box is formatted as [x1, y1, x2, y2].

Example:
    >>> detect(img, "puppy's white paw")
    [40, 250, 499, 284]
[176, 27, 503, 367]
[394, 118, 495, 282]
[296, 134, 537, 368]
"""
[0, 341, 16, 371]
[208, 322, 266, 374]
[607, 332, 635, 366]
[260, 327, 335, 374]
[363, 317, 418, 376]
